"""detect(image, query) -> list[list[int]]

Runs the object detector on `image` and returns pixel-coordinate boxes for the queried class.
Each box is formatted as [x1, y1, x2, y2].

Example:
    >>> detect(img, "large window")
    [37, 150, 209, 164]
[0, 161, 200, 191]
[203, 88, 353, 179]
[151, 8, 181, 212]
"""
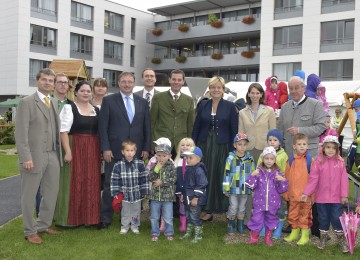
[104, 40, 123, 61]
[70, 33, 92, 55]
[275, 0, 303, 12]
[29, 59, 51, 86]
[104, 11, 123, 33]
[71, 1, 93, 24]
[321, 0, 355, 13]
[319, 59, 353, 81]
[321, 20, 354, 44]
[31, 0, 56, 15]
[103, 69, 120, 88]
[273, 62, 301, 81]
[274, 25, 302, 55]
[30, 24, 56, 48]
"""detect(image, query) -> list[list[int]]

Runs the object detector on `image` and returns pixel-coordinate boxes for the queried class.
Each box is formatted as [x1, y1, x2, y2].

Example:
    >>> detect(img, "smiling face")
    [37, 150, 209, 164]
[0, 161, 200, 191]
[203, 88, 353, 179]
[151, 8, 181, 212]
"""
[37, 73, 55, 96]
[118, 74, 135, 96]
[169, 73, 185, 94]
[248, 86, 262, 105]
[323, 142, 338, 157]
[142, 69, 156, 90]
[288, 78, 305, 102]
[180, 141, 192, 153]
[209, 81, 224, 100]
[75, 84, 92, 102]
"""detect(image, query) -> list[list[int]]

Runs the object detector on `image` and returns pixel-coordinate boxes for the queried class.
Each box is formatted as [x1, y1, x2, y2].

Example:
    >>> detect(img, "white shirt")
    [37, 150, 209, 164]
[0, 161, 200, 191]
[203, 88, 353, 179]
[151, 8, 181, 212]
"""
[37, 90, 51, 105]
[169, 89, 181, 100]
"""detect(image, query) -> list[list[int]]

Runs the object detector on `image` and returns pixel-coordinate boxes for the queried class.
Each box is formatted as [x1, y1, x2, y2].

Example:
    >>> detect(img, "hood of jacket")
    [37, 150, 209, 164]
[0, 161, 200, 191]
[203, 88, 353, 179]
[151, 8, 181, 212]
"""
[278, 82, 288, 95]
[305, 74, 321, 98]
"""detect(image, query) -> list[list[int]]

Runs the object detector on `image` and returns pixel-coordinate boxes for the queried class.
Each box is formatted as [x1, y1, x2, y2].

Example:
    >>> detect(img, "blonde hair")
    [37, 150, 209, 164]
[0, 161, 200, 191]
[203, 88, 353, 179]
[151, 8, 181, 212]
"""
[208, 76, 225, 91]
[175, 138, 195, 164]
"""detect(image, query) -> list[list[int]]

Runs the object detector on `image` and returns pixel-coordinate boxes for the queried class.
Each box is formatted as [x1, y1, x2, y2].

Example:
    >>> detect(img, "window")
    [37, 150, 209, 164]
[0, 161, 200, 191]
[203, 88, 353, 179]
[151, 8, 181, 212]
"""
[155, 21, 169, 30]
[71, 1, 93, 24]
[275, 0, 303, 12]
[274, 25, 302, 55]
[31, 0, 56, 15]
[195, 15, 207, 26]
[30, 24, 56, 48]
[103, 69, 120, 88]
[322, 0, 354, 7]
[130, 45, 135, 67]
[321, 20, 354, 44]
[86, 67, 92, 79]
[131, 18, 136, 40]
[104, 40, 123, 61]
[319, 59, 353, 81]
[29, 59, 51, 85]
[70, 33, 92, 55]
[104, 11, 123, 33]
[273, 62, 301, 81]
[223, 9, 251, 22]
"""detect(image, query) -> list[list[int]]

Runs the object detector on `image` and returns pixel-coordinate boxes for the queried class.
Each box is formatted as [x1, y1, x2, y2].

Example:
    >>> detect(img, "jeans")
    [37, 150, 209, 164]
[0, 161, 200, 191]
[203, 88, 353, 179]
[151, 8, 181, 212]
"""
[227, 194, 248, 219]
[185, 204, 202, 226]
[150, 201, 174, 236]
[317, 203, 343, 232]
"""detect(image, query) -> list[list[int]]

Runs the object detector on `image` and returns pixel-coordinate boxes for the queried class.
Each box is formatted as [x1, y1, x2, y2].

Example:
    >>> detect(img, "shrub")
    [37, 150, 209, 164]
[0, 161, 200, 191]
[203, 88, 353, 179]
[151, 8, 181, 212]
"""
[151, 58, 161, 64]
[152, 28, 163, 36]
[178, 24, 189, 32]
[175, 55, 187, 63]
[242, 16, 256, 24]
[0, 125, 15, 144]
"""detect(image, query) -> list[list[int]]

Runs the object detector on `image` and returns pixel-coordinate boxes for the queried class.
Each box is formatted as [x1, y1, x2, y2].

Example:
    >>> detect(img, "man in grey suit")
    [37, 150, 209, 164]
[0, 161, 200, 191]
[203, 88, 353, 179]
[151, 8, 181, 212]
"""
[15, 68, 62, 244]
[98, 72, 151, 229]
[134, 68, 159, 108]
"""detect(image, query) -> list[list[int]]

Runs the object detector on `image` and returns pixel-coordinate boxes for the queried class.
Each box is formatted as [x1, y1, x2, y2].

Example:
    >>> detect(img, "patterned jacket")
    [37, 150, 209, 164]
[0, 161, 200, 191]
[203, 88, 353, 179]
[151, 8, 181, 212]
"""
[110, 159, 149, 203]
[149, 160, 177, 202]
[223, 151, 255, 195]
[246, 166, 288, 212]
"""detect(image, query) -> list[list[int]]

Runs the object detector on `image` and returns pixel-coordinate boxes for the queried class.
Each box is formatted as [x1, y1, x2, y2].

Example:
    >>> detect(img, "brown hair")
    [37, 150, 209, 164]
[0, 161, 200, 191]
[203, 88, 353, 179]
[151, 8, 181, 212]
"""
[55, 73, 69, 82]
[142, 68, 156, 78]
[293, 133, 308, 145]
[169, 69, 185, 80]
[246, 83, 265, 105]
[93, 78, 108, 88]
[121, 140, 137, 150]
[260, 161, 279, 171]
[117, 72, 135, 82]
[36, 68, 55, 80]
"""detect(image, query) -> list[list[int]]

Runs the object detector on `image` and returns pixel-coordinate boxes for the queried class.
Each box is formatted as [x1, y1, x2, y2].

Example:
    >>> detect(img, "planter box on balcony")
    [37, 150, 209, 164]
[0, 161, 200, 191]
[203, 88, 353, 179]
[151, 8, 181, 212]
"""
[175, 55, 187, 63]
[242, 16, 256, 24]
[152, 28, 163, 36]
[211, 53, 223, 60]
[241, 51, 255, 58]
[178, 24, 189, 32]
[210, 21, 223, 28]
[151, 57, 161, 64]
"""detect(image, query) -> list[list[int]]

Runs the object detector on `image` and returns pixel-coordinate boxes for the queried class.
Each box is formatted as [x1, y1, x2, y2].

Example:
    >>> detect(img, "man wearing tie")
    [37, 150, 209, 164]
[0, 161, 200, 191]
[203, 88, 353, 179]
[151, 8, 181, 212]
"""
[151, 69, 195, 157]
[98, 72, 151, 229]
[15, 68, 62, 244]
[134, 68, 159, 108]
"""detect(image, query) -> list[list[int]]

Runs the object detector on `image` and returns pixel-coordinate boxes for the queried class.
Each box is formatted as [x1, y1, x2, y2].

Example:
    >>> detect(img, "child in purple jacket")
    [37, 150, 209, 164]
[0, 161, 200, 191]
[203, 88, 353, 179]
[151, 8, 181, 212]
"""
[246, 146, 288, 246]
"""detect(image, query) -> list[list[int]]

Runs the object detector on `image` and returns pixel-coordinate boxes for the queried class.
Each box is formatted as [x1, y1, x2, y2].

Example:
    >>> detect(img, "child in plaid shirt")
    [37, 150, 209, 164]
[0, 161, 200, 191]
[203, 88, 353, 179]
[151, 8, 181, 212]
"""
[110, 140, 149, 235]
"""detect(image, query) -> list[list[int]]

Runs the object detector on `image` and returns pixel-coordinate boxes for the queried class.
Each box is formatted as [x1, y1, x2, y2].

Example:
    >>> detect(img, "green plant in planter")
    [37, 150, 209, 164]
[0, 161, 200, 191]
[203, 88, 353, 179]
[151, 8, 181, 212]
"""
[241, 50, 255, 58]
[175, 55, 187, 63]
[178, 24, 189, 32]
[151, 57, 161, 64]
[242, 16, 256, 24]
[208, 13, 223, 28]
[152, 28, 163, 36]
[211, 53, 223, 60]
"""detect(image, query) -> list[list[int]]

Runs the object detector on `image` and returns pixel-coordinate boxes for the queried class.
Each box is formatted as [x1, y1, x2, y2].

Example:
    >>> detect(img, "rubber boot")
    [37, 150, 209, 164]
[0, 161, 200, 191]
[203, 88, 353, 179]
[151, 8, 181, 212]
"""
[191, 226, 203, 243]
[180, 223, 193, 240]
[336, 232, 349, 253]
[297, 228, 310, 245]
[227, 218, 235, 234]
[236, 219, 247, 236]
[159, 216, 165, 232]
[264, 230, 273, 246]
[259, 225, 265, 237]
[284, 228, 300, 242]
[317, 231, 329, 250]
[272, 220, 285, 239]
[247, 231, 259, 244]
[179, 215, 186, 232]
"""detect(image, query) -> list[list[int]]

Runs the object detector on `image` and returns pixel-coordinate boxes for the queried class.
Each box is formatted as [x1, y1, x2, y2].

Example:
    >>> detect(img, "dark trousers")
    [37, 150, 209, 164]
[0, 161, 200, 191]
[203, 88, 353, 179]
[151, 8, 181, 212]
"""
[185, 204, 202, 226]
[317, 203, 343, 232]
[100, 160, 118, 224]
[311, 203, 319, 237]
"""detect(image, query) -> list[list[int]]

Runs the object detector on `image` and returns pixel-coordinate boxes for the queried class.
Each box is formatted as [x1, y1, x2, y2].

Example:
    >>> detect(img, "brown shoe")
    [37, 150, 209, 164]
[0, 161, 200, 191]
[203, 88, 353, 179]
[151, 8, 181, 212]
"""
[25, 234, 43, 244]
[40, 228, 61, 235]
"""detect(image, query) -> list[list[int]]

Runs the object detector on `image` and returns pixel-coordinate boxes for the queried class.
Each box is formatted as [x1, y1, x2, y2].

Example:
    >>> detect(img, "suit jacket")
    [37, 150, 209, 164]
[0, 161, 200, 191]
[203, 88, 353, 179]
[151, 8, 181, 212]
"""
[238, 105, 276, 150]
[151, 90, 195, 150]
[192, 98, 238, 149]
[15, 92, 62, 173]
[98, 92, 151, 160]
[134, 88, 159, 99]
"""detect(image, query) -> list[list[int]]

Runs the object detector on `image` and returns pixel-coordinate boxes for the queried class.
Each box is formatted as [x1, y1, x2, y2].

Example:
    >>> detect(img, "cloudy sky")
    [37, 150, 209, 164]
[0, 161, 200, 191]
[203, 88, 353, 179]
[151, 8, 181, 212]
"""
[110, 0, 189, 12]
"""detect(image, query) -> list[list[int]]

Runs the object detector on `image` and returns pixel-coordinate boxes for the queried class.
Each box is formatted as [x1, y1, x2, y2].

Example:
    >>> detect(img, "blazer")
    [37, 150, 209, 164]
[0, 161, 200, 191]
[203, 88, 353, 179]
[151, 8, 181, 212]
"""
[15, 92, 62, 173]
[238, 105, 276, 150]
[98, 92, 151, 160]
[134, 88, 159, 99]
[192, 98, 238, 149]
[151, 90, 195, 150]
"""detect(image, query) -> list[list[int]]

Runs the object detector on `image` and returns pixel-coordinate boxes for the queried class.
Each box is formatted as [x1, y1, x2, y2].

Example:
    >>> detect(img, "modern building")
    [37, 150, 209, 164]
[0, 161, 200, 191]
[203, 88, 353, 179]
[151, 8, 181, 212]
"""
[0, 0, 153, 96]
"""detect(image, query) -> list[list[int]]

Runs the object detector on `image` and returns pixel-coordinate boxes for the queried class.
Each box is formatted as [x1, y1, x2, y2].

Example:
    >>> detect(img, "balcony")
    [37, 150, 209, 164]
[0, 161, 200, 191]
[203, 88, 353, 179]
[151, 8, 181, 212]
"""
[31, 7, 57, 22]
[30, 42, 57, 55]
[273, 42, 302, 56]
[70, 49, 92, 61]
[320, 38, 354, 53]
[145, 51, 260, 70]
[71, 17, 94, 30]
[321, 0, 355, 14]
[147, 17, 261, 45]
[274, 5, 303, 20]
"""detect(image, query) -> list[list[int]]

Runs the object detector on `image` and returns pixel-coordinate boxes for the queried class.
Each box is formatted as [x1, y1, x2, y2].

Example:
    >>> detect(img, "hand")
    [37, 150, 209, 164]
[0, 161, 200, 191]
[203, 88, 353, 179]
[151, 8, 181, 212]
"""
[153, 179, 161, 187]
[191, 198, 198, 206]
[156, 161, 164, 168]
[356, 206, 360, 214]
[141, 151, 149, 160]
[287, 127, 299, 136]
[22, 160, 34, 171]
[251, 169, 259, 176]
[301, 194, 308, 202]
[103, 150, 113, 163]
[64, 152, 72, 163]
[179, 194, 183, 203]
[341, 197, 348, 204]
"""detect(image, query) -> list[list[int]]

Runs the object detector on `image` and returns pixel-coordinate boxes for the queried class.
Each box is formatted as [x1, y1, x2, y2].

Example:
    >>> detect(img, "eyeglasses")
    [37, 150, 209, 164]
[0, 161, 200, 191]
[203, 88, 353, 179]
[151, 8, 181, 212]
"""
[56, 81, 69, 85]
[120, 81, 135, 85]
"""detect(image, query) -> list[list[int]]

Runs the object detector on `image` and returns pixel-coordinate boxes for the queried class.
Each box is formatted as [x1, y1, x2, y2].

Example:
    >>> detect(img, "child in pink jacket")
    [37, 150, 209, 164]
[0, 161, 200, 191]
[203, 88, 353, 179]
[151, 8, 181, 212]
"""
[265, 76, 280, 110]
[301, 135, 349, 253]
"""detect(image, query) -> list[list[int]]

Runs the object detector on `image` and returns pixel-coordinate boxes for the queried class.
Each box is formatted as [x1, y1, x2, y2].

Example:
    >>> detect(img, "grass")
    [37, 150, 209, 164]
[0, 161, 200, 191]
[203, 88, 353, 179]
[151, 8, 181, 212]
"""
[0, 144, 18, 179]
[0, 213, 355, 259]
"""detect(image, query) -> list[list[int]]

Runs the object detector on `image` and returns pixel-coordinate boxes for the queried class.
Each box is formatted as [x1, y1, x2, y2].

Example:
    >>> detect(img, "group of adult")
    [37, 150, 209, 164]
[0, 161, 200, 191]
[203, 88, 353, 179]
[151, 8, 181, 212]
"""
[15, 67, 326, 244]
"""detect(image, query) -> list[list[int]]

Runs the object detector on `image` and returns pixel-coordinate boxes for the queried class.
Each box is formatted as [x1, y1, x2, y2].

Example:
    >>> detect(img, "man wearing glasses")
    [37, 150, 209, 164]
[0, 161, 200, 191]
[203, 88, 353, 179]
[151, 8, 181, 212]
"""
[98, 72, 151, 229]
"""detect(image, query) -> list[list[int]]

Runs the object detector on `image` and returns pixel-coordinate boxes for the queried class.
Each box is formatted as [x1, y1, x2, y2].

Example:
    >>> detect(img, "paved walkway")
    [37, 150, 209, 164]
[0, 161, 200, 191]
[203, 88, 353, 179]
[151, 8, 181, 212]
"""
[0, 175, 21, 226]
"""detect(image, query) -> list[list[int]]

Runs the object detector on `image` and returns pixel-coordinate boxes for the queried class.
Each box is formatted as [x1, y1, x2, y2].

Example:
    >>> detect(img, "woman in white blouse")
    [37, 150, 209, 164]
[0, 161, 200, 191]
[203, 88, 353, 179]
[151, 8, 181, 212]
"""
[57, 81, 101, 227]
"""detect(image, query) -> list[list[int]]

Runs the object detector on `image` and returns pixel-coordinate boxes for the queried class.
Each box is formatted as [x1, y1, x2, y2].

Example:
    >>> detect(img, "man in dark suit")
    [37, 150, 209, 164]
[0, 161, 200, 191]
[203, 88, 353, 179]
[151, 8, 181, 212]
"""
[15, 68, 62, 244]
[134, 68, 159, 108]
[98, 72, 151, 229]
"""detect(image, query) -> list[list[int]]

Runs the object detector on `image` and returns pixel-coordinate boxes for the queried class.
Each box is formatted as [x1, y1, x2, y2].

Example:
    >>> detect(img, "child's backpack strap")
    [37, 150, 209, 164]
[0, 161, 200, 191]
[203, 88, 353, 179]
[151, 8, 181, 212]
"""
[289, 152, 312, 174]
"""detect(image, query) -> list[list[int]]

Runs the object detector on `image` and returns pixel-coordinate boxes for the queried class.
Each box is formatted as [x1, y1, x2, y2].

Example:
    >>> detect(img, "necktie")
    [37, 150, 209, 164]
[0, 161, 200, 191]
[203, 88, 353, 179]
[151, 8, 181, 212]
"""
[125, 96, 134, 123]
[44, 97, 51, 109]
[174, 94, 178, 102]
[146, 92, 151, 108]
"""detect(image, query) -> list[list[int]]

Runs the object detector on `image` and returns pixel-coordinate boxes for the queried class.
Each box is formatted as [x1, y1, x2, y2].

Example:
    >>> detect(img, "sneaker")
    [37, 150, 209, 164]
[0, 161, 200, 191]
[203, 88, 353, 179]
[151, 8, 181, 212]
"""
[151, 235, 158, 242]
[131, 227, 140, 234]
[120, 228, 128, 234]
[166, 235, 174, 241]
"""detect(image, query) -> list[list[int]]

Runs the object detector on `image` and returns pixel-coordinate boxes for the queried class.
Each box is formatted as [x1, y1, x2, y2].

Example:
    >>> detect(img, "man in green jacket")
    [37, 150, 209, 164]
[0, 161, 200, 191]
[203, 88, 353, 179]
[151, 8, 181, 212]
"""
[151, 69, 195, 158]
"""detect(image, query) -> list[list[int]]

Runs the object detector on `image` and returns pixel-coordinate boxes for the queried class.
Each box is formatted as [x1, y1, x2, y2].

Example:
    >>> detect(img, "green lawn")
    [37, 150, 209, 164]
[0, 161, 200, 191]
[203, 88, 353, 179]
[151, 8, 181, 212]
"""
[0, 144, 18, 179]
[0, 215, 355, 259]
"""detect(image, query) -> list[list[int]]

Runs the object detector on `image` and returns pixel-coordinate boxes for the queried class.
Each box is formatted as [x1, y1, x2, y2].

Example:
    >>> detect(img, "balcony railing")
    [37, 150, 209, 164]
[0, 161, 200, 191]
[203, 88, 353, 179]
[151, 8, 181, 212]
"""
[71, 16, 93, 25]
[31, 7, 56, 16]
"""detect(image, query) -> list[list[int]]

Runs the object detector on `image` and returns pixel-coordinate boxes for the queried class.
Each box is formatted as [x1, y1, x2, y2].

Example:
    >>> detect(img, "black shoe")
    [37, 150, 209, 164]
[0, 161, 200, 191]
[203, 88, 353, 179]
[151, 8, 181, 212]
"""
[97, 222, 110, 230]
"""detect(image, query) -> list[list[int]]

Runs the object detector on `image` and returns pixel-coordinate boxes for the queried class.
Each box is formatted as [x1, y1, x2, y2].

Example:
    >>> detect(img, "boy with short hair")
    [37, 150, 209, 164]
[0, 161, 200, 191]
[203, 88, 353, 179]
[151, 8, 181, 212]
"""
[110, 140, 149, 235]
[223, 133, 255, 236]
[180, 146, 208, 243]
[283, 133, 315, 245]
[149, 143, 177, 242]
